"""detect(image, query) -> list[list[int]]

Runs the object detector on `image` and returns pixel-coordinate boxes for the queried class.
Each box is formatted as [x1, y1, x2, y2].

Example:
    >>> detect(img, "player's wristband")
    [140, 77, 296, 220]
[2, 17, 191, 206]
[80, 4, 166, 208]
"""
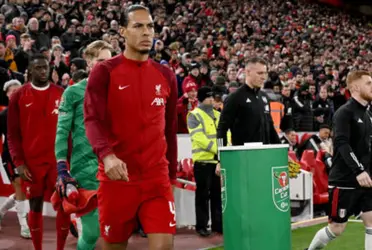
[57, 161, 69, 175]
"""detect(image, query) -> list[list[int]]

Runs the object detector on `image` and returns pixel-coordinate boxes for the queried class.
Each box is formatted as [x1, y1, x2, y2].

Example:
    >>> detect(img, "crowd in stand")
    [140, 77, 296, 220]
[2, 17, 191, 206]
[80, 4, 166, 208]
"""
[1, 0, 371, 134]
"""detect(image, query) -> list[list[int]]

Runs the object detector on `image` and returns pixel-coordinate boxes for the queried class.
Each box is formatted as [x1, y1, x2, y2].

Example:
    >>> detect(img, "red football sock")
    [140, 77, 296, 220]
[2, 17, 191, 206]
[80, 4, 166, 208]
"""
[56, 209, 71, 250]
[28, 211, 43, 250]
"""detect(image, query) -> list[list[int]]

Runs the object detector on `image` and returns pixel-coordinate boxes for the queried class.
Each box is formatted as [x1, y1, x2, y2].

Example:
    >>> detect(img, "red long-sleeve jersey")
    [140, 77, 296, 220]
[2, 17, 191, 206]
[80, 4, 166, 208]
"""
[84, 55, 178, 183]
[7, 83, 63, 167]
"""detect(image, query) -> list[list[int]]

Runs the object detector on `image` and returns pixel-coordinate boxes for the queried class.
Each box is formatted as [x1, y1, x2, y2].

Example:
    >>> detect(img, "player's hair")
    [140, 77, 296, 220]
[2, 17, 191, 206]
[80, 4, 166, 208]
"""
[121, 4, 150, 27]
[346, 70, 371, 90]
[29, 53, 48, 64]
[245, 57, 268, 68]
[72, 69, 88, 83]
[84, 40, 113, 60]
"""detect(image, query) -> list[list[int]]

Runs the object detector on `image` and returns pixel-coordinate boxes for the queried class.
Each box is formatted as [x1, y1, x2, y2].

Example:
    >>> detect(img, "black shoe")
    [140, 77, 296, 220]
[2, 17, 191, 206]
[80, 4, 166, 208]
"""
[139, 228, 147, 238]
[196, 229, 211, 237]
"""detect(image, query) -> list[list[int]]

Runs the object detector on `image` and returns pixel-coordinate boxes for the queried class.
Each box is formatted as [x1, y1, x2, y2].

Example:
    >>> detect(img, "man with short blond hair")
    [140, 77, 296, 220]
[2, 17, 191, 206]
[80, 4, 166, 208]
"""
[306, 70, 372, 249]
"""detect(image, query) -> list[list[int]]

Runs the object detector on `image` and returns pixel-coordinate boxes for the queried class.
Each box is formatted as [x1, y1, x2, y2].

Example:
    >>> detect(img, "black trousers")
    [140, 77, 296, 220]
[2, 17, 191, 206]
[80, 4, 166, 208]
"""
[193, 161, 222, 232]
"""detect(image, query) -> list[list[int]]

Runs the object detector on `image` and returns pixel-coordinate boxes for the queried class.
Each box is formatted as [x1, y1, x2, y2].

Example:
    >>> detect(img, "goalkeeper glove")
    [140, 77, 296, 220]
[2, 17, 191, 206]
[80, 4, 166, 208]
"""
[56, 161, 79, 198]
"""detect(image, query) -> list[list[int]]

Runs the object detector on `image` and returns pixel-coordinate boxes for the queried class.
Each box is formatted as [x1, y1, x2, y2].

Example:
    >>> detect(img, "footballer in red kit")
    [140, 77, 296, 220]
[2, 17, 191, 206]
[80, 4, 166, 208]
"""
[7, 54, 70, 250]
[84, 5, 178, 250]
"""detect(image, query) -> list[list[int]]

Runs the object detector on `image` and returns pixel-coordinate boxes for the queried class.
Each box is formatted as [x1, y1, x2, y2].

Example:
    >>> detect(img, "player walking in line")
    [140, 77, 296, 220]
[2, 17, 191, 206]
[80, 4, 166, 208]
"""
[306, 70, 372, 250]
[84, 4, 178, 250]
[7, 54, 69, 250]
[0, 79, 30, 239]
[55, 40, 112, 250]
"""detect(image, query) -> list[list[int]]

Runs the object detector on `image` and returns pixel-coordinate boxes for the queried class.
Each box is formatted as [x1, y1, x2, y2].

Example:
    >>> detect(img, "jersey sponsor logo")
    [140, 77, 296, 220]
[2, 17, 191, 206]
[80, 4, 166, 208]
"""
[168, 201, 176, 227]
[246, 98, 251, 103]
[272, 166, 290, 212]
[155, 84, 162, 95]
[358, 118, 363, 123]
[220, 168, 227, 213]
[25, 103, 33, 107]
[151, 97, 165, 106]
[118, 85, 130, 90]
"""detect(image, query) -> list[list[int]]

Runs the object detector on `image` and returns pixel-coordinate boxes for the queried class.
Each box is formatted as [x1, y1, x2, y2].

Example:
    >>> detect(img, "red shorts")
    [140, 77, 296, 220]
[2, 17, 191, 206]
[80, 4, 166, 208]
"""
[21, 164, 57, 200]
[98, 178, 176, 243]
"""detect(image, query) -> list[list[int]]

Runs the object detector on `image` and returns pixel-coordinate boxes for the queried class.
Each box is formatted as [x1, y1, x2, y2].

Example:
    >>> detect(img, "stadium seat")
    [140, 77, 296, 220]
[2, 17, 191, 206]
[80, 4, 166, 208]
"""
[300, 149, 315, 171]
[313, 150, 329, 204]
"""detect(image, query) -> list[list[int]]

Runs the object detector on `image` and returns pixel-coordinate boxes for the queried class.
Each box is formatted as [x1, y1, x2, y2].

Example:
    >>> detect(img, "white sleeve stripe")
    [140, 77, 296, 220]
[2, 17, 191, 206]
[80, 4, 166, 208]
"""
[294, 96, 304, 108]
[350, 152, 364, 170]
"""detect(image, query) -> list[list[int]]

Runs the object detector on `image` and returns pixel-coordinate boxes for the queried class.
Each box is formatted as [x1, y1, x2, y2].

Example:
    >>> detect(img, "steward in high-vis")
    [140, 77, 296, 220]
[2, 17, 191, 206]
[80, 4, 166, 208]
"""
[187, 86, 222, 238]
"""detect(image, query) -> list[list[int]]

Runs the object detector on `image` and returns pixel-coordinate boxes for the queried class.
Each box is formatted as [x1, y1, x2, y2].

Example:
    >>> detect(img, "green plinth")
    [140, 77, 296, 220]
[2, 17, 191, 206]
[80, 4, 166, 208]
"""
[219, 144, 291, 250]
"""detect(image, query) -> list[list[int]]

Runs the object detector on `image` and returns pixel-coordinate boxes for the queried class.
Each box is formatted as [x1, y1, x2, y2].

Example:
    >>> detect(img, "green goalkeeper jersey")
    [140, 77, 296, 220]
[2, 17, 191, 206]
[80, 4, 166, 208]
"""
[55, 79, 98, 190]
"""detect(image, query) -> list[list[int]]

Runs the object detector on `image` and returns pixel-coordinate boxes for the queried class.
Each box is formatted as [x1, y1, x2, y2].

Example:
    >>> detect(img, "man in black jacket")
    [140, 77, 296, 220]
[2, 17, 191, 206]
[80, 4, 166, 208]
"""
[217, 57, 280, 147]
[306, 70, 372, 250]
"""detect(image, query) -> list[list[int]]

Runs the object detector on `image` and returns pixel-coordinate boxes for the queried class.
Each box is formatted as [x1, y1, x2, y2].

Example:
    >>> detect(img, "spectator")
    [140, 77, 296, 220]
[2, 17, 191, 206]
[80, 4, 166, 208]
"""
[293, 84, 314, 132]
[27, 17, 50, 51]
[6, 17, 26, 46]
[280, 84, 294, 131]
[313, 85, 333, 130]
[51, 44, 69, 81]
[177, 82, 198, 133]
[14, 33, 32, 73]
[280, 129, 298, 153]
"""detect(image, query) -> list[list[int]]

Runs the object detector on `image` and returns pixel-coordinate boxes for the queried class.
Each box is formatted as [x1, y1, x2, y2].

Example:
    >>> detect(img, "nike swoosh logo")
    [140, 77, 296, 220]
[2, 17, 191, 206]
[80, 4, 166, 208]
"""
[119, 85, 130, 90]
[25, 103, 33, 107]
[169, 222, 176, 227]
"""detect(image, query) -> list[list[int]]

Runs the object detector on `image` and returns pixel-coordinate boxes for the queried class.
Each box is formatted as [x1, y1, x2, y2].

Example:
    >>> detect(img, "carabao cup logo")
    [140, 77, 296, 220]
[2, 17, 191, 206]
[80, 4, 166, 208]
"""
[272, 166, 290, 212]
[220, 168, 227, 213]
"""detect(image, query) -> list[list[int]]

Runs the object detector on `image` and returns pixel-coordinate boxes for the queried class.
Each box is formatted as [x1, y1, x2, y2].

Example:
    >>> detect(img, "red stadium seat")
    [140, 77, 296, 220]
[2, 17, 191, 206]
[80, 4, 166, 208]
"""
[313, 150, 329, 204]
[300, 150, 315, 171]
[300, 149, 328, 204]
